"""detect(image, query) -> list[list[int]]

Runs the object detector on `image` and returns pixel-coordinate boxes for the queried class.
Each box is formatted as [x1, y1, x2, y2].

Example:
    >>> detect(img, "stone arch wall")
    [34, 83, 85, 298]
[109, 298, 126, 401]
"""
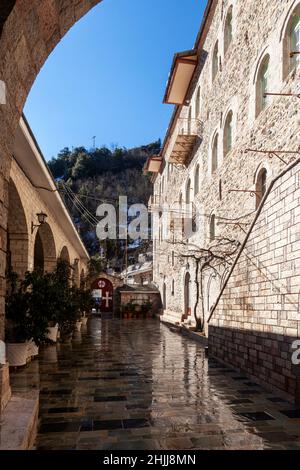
[0, 0, 100, 338]
[34, 222, 56, 273]
[10, 157, 89, 279]
[59, 245, 70, 264]
[7, 177, 29, 277]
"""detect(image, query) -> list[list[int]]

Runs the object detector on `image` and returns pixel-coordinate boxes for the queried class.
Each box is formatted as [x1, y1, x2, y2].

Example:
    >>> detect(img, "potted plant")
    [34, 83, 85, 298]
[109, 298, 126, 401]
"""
[139, 301, 152, 319]
[51, 260, 78, 343]
[77, 286, 93, 326]
[121, 305, 128, 319]
[126, 302, 137, 319]
[5, 272, 30, 367]
[22, 270, 54, 356]
[5, 271, 49, 366]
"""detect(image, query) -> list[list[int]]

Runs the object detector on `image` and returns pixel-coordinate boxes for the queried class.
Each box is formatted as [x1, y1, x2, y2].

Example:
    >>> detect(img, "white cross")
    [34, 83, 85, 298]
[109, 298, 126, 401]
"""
[103, 291, 112, 308]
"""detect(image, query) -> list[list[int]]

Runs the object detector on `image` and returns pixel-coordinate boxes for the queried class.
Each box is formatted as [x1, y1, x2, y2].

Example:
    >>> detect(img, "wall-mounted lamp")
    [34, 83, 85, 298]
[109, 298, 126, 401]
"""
[31, 212, 47, 234]
[74, 258, 80, 265]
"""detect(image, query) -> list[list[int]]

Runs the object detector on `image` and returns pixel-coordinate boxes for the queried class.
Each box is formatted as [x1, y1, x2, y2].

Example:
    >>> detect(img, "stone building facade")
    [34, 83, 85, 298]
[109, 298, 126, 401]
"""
[148, 0, 300, 401]
[9, 117, 89, 283]
[0, 0, 103, 434]
[0, 115, 90, 416]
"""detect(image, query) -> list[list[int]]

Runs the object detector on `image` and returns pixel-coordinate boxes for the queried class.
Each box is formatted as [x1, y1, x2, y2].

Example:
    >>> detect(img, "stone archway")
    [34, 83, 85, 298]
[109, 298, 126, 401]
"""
[34, 222, 56, 273]
[7, 178, 29, 277]
[59, 245, 70, 264]
[0, 1, 104, 147]
[0, 0, 104, 339]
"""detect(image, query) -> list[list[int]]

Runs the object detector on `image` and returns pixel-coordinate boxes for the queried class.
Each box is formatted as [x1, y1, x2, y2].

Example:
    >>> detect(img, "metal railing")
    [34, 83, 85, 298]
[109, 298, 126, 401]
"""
[176, 117, 204, 137]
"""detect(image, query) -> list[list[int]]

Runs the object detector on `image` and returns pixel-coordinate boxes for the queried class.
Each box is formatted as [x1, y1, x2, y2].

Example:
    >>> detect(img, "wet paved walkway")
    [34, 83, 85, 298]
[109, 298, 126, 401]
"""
[9, 319, 300, 450]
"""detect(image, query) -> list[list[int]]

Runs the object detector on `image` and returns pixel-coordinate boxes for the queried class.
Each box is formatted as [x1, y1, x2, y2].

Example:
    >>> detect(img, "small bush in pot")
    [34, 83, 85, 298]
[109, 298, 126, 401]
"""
[126, 302, 137, 319]
[76, 285, 94, 324]
[51, 260, 79, 342]
[5, 272, 31, 366]
[140, 301, 152, 319]
[5, 271, 49, 366]
[22, 270, 55, 347]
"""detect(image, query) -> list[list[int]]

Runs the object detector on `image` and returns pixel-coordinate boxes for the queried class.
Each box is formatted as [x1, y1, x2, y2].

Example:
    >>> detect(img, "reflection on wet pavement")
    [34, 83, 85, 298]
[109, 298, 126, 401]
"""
[9, 319, 300, 450]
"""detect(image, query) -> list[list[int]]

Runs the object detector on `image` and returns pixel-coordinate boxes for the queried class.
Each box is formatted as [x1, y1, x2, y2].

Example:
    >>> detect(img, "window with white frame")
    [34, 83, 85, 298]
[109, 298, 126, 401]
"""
[283, 5, 300, 78]
[210, 214, 216, 242]
[255, 167, 267, 209]
[195, 86, 201, 117]
[211, 133, 219, 174]
[223, 110, 233, 157]
[212, 41, 219, 81]
[187, 107, 192, 134]
[224, 6, 233, 55]
[186, 178, 191, 204]
[194, 164, 200, 195]
[256, 55, 270, 117]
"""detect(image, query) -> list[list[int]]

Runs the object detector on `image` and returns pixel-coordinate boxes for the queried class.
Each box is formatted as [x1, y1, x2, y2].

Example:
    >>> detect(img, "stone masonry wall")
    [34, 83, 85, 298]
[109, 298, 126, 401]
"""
[154, 0, 300, 333]
[209, 161, 300, 403]
[10, 158, 88, 277]
[0, 0, 103, 339]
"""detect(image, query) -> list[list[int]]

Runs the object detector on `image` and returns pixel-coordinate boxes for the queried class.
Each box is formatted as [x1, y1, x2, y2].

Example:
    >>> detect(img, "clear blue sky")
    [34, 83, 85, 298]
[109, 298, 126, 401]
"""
[24, 0, 206, 161]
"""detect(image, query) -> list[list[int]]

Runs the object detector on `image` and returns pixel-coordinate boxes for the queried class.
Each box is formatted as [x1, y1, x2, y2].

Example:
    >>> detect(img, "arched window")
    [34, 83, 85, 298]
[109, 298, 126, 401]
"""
[256, 55, 270, 117]
[224, 6, 233, 55]
[194, 164, 200, 195]
[178, 191, 183, 211]
[161, 176, 165, 196]
[212, 41, 219, 81]
[163, 282, 167, 309]
[171, 279, 175, 296]
[285, 7, 300, 77]
[223, 110, 233, 157]
[211, 133, 219, 174]
[210, 214, 216, 242]
[187, 107, 192, 134]
[255, 168, 267, 209]
[195, 86, 201, 117]
[186, 178, 191, 204]
[172, 251, 175, 267]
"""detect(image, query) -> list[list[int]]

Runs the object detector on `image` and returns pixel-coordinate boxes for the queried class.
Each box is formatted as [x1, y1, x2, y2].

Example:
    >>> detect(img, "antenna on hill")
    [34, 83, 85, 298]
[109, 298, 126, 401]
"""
[92, 136, 96, 149]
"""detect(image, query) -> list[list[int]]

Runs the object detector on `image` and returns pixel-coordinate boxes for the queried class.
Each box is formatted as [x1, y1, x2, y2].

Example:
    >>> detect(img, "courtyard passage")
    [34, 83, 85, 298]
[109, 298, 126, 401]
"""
[10, 319, 300, 450]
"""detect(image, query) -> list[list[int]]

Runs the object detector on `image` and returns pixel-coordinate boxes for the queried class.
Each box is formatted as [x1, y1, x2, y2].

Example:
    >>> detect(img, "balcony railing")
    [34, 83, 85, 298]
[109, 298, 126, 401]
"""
[169, 118, 203, 166]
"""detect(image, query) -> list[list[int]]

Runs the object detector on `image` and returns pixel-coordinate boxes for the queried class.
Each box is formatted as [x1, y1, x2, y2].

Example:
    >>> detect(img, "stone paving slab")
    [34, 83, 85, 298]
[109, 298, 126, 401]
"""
[8, 318, 300, 450]
[0, 391, 39, 450]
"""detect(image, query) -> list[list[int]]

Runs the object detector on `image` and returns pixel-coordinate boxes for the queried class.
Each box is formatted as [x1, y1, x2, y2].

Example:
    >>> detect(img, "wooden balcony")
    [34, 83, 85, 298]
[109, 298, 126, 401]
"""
[169, 118, 203, 166]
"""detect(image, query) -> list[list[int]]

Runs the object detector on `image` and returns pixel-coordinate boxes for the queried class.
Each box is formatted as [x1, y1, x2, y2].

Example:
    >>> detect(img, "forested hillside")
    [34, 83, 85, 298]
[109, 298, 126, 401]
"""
[48, 141, 161, 270]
